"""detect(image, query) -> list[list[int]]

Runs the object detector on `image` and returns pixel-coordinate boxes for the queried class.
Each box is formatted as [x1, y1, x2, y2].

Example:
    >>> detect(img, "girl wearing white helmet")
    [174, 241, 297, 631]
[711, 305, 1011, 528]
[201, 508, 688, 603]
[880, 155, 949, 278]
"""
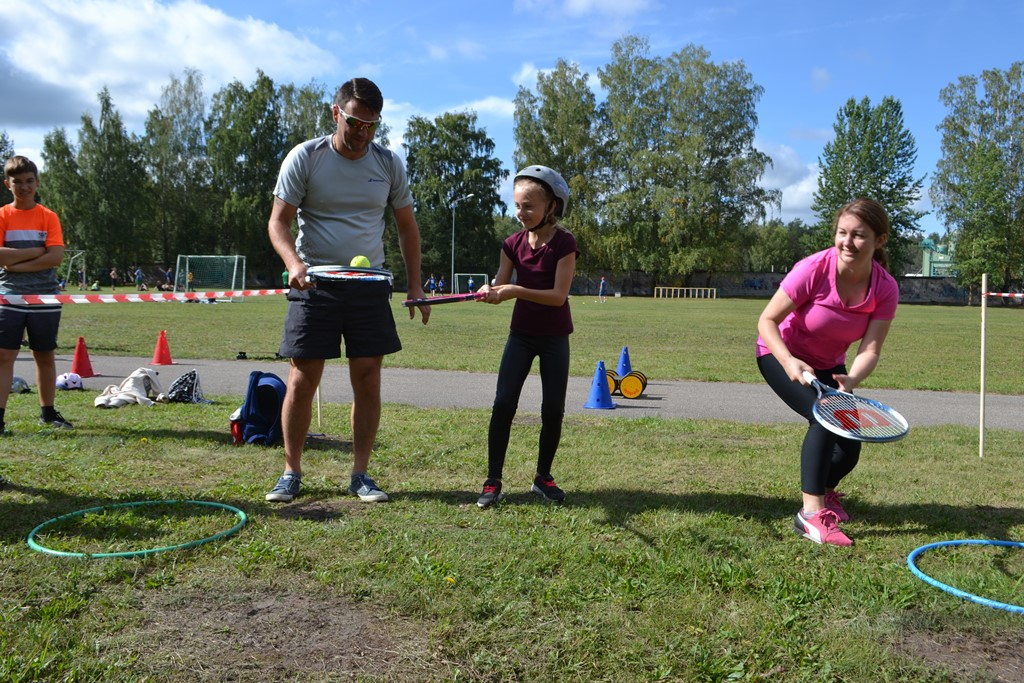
[474, 165, 578, 508]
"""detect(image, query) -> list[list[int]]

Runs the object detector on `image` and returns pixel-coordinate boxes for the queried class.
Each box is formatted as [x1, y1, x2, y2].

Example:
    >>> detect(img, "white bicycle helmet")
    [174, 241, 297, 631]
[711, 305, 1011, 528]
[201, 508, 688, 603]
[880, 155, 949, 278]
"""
[57, 372, 84, 390]
[514, 165, 571, 218]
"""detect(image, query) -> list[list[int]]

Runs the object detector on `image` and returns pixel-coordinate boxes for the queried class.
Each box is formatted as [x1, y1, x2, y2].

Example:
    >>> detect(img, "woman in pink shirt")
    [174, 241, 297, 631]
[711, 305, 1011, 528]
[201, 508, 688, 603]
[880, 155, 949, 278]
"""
[756, 198, 899, 546]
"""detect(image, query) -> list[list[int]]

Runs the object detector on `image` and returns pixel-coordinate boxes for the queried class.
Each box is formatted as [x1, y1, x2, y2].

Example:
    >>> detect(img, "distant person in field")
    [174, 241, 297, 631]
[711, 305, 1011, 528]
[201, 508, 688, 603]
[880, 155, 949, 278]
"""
[437, 276, 445, 295]
[467, 275, 475, 293]
[164, 266, 172, 288]
[0, 155, 75, 447]
[266, 76, 430, 504]
[598, 275, 608, 303]
[109, 266, 118, 291]
[474, 165, 578, 509]
[756, 197, 898, 547]
[76, 267, 85, 290]
[425, 273, 436, 296]
[134, 265, 143, 291]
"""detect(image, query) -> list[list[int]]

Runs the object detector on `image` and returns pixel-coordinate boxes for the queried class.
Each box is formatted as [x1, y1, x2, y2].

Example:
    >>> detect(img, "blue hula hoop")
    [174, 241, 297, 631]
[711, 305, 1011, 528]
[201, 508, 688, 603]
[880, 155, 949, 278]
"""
[27, 499, 247, 559]
[907, 539, 1024, 615]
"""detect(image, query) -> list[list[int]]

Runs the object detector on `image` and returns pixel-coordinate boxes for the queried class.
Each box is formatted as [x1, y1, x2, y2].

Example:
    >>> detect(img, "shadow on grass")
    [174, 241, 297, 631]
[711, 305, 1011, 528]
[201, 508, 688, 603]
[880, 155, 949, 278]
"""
[397, 488, 1024, 547]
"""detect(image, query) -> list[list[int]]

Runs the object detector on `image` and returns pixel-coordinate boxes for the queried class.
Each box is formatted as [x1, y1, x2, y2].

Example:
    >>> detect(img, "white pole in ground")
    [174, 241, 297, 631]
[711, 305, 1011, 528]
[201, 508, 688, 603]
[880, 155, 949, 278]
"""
[979, 273, 988, 458]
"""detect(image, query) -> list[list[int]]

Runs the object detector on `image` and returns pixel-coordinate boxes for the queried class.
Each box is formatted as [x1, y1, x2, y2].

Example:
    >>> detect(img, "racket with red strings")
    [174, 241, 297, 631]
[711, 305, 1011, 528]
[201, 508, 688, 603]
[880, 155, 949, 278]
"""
[802, 371, 909, 442]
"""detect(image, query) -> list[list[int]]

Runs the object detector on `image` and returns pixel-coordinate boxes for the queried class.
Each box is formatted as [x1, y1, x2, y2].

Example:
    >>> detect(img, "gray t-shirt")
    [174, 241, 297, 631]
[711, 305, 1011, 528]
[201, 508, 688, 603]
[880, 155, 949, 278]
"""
[273, 136, 413, 268]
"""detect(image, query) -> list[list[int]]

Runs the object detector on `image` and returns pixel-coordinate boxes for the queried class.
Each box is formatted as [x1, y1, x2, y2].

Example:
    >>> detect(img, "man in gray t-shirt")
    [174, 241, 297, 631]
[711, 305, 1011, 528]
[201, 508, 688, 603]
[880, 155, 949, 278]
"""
[266, 77, 431, 505]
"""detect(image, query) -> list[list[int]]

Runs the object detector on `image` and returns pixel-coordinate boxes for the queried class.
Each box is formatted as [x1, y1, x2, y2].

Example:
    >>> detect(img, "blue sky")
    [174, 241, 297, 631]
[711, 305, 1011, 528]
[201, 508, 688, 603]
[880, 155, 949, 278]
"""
[2, 0, 1022, 238]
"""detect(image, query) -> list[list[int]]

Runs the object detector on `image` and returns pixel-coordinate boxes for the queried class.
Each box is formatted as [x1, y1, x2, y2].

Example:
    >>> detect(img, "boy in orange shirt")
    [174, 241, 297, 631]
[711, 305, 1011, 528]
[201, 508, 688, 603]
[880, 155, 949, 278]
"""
[0, 156, 74, 454]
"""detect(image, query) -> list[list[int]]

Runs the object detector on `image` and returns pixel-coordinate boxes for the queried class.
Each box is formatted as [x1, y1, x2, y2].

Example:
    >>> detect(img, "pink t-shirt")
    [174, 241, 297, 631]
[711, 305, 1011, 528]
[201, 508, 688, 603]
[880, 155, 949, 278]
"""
[755, 248, 899, 369]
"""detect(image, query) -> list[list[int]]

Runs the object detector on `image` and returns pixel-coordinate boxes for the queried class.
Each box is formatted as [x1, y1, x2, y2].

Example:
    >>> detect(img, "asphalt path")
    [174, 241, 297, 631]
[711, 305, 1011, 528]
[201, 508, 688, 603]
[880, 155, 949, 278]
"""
[20, 352, 1023, 432]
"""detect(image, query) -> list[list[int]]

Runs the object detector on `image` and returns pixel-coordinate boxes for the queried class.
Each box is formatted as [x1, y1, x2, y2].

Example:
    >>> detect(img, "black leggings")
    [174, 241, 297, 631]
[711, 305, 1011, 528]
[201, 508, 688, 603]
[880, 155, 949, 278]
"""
[487, 332, 570, 480]
[756, 353, 861, 495]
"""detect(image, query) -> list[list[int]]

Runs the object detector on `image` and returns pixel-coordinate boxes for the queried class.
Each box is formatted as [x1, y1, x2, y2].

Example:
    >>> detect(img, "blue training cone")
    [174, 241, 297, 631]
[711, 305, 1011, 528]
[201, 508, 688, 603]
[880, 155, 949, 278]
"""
[616, 346, 632, 378]
[584, 360, 617, 410]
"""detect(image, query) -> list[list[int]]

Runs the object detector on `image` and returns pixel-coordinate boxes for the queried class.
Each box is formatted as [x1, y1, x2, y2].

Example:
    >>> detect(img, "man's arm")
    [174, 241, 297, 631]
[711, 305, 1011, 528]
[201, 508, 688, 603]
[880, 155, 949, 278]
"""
[268, 197, 310, 290]
[393, 204, 430, 324]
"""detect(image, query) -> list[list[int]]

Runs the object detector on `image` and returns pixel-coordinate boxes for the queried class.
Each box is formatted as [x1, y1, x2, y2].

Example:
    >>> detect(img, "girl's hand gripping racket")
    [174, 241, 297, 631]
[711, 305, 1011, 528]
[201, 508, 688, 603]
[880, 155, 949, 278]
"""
[402, 292, 484, 307]
[305, 265, 393, 284]
[802, 371, 909, 442]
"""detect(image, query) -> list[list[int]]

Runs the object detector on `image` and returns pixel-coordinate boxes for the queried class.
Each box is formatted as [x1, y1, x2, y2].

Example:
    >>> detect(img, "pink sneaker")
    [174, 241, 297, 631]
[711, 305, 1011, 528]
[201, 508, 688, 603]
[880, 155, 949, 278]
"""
[824, 491, 850, 522]
[794, 509, 852, 546]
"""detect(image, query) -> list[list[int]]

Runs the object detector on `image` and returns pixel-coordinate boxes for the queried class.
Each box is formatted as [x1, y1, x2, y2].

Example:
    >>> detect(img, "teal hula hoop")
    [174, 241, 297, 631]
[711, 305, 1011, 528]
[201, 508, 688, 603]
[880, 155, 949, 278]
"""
[27, 499, 247, 559]
[907, 539, 1024, 615]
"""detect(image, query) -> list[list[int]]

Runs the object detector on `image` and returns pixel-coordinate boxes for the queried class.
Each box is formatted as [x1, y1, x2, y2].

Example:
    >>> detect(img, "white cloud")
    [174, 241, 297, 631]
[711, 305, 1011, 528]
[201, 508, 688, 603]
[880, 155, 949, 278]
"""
[756, 139, 819, 224]
[513, 0, 653, 18]
[810, 67, 831, 92]
[0, 0, 337, 128]
[564, 0, 655, 17]
[513, 62, 540, 87]
[460, 96, 516, 118]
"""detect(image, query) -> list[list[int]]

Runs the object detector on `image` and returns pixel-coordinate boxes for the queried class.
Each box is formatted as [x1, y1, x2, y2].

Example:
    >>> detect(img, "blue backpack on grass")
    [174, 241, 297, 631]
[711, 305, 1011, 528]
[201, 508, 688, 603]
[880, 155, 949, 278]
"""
[230, 371, 286, 446]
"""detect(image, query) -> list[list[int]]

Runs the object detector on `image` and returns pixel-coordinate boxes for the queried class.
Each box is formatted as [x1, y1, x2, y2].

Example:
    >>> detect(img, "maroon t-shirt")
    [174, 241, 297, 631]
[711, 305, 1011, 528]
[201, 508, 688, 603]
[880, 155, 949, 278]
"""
[502, 227, 578, 336]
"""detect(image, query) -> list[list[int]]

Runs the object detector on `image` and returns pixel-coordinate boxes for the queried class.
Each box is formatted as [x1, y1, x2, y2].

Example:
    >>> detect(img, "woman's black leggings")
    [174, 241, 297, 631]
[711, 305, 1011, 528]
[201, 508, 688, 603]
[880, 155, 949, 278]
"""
[487, 332, 570, 480]
[756, 353, 861, 495]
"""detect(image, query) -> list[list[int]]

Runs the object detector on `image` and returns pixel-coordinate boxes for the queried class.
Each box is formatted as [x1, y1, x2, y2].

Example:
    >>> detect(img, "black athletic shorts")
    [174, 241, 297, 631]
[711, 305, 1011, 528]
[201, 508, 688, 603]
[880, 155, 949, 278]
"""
[278, 280, 401, 359]
[0, 304, 62, 351]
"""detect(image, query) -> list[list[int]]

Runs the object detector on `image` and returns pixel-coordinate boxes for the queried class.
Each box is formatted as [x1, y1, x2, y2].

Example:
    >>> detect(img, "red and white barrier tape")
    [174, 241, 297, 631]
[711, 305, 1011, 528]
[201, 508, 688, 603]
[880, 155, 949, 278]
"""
[985, 292, 1024, 299]
[0, 289, 287, 305]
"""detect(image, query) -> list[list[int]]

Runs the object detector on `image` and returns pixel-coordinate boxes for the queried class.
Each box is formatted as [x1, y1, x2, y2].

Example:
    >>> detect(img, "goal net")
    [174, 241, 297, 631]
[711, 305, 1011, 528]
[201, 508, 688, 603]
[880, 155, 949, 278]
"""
[175, 255, 246, 301]
[454, 273, 488, 294]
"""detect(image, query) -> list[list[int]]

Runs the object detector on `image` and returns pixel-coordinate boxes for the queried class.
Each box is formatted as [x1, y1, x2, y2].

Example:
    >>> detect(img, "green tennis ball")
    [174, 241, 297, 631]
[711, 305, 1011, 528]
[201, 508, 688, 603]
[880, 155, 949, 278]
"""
[350, 255, 371, 268]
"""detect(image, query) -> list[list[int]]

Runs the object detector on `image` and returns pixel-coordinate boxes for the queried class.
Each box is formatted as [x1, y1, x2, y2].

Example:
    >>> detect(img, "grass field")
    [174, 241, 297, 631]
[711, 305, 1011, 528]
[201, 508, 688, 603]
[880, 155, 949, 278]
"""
[1, 296, 1023, 681]
[55, 295, 1024, 393]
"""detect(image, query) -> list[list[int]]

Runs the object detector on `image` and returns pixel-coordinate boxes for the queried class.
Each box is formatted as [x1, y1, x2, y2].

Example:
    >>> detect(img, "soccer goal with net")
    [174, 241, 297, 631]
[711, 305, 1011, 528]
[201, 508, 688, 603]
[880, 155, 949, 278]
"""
[454, 273, 489, 294]
[175, 255, 246, 301]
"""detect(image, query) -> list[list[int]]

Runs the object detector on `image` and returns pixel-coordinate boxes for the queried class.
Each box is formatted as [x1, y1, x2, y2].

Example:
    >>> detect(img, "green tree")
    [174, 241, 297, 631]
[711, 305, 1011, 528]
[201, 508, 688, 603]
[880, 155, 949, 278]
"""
[39, 128, 83, 249]
[0, 131, 14, 206]
[402, 111, 507, 279]
[144, 68, 219, 265]
[207, 70, 288, 276]
[811, 96, 925, 273]
[279, 81, 333, 150]
[931, 62, 1024, 291]
[513, 59, 606, 271]
[597, 35, 666, 276]
[749, 218, 809, 272]
[598, 36, 777, 283]
[70, 89, 151, 275]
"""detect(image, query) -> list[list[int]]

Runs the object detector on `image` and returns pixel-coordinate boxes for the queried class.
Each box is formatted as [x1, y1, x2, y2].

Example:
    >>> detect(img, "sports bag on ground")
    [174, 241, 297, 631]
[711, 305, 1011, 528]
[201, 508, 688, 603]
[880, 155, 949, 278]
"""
[229, 371, 286, 446]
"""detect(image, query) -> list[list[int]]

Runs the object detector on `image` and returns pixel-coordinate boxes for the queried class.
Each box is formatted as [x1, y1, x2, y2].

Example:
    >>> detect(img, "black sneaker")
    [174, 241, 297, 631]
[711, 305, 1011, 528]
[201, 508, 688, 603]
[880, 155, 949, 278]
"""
[477, 478, 502, 508]
[532, 474, 565, 502]
[39, 412, 74, 429]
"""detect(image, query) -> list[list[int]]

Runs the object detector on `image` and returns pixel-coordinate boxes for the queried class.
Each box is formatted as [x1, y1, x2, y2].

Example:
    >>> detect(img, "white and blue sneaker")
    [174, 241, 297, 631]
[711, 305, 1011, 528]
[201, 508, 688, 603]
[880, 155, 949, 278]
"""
[349, 473, 389, 502]
[265, 472, 301, 502]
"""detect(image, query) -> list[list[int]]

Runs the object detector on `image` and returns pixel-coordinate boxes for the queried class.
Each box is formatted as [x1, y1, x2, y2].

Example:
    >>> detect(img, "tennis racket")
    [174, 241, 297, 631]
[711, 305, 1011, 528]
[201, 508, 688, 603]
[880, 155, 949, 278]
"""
[401, 292, 483, 307]
[802, 371, 909, 442]
[305, 265, 393, 283]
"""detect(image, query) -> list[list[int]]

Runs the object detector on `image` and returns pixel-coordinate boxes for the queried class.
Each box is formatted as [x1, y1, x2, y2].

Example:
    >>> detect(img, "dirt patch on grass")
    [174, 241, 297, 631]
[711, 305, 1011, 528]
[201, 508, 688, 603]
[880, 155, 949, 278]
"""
[900, 631, 1024, 682]
[120, 589, 447, 681]
[274, 499, 363, 522]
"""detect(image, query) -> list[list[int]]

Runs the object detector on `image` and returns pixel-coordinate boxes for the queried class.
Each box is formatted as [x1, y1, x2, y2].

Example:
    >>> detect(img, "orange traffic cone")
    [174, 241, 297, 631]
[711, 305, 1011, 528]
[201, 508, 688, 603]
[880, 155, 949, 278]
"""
[71, 336, 96, 378]
[151, 330, 174, 365]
